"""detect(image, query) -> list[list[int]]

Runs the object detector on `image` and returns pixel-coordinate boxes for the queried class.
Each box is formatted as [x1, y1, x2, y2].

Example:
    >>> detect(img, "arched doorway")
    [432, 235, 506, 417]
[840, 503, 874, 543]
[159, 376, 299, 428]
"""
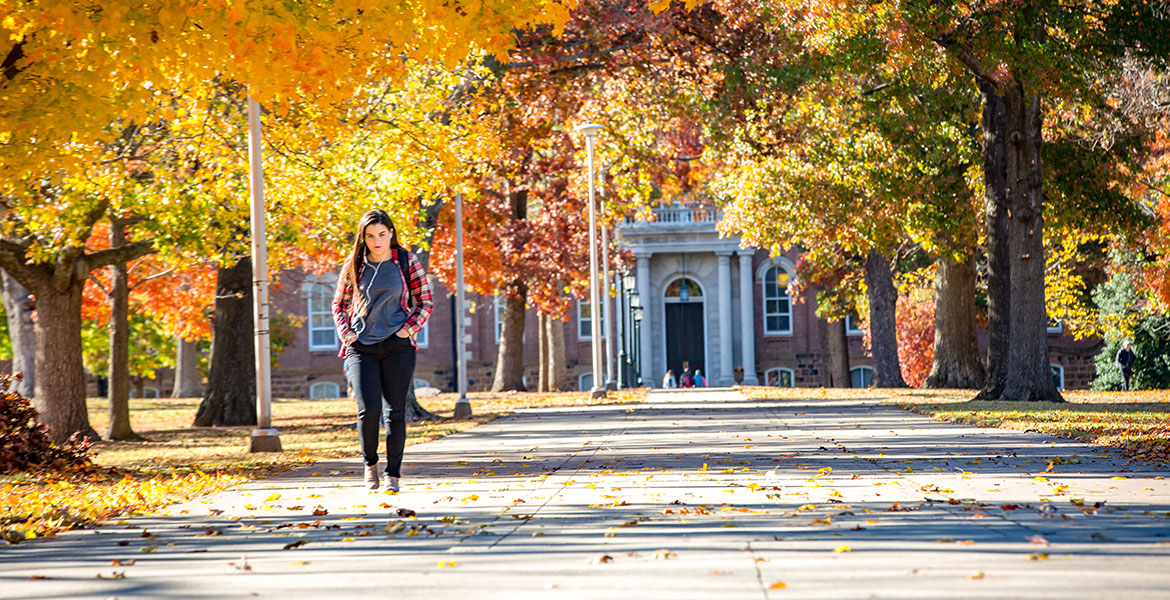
[663, 276, 706, 381]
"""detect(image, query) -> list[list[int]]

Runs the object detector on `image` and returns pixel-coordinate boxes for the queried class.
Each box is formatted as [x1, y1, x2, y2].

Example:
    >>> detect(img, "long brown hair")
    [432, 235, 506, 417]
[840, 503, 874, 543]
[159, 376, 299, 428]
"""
[343, 209, 406, 319]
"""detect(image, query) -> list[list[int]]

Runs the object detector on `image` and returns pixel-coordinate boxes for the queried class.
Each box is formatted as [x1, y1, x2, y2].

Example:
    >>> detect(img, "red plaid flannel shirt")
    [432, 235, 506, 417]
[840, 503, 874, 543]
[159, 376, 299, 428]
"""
[331, 250, 433, 358]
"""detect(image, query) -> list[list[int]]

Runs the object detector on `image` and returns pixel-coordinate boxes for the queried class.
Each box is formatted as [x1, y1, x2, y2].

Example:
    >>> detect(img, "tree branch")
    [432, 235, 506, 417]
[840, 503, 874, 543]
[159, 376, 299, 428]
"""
[0, 238, 40, 289]
[88, 239, 156, 270]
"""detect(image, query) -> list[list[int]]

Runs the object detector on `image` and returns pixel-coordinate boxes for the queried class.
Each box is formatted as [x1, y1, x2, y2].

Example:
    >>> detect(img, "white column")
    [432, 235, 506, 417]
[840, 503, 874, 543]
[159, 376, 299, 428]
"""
[716, 252, 734, 386]
[738, 252, 759, 385]
[636, 254, 654, 387]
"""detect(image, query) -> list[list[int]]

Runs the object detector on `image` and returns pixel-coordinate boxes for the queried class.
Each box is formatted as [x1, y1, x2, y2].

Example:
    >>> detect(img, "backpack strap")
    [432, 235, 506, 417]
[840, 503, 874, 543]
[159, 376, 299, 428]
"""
[396, 248, 412, 308]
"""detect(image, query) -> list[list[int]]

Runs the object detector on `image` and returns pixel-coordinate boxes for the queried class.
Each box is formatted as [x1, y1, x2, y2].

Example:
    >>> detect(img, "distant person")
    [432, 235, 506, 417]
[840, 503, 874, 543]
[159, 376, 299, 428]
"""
[663, 369, 677, 388]
[680, 367, 694, 388]
[1115, 339, 1136, 391]
[333, 209, 433, 492]
[694, 369, 706, 387]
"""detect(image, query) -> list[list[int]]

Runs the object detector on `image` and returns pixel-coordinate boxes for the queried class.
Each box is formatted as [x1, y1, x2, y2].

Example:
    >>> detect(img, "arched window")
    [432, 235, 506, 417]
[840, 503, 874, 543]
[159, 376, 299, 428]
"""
[309, 381, 341, 399]
[764, 367, 795, 388]
[762, 265, 792, 334]
[307, 284, 338, 351]
[850, 366, 874, 388]
[1050, 364, 1065, 390]
[578, 372, 593, 391]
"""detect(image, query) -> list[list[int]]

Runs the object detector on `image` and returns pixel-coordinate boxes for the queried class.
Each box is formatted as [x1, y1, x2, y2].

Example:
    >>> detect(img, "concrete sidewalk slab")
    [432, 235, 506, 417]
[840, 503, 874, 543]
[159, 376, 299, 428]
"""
[2, 388, 1168, 599]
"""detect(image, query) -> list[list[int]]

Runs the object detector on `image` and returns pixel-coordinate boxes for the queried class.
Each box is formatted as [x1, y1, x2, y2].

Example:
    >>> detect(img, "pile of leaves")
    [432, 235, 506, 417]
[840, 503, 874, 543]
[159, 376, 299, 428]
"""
[0, 374, 93, 476]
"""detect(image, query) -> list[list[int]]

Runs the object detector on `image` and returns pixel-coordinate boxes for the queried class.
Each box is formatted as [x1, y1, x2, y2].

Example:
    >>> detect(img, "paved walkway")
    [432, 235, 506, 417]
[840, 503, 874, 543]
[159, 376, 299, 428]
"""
[3, 389, 1169, 599]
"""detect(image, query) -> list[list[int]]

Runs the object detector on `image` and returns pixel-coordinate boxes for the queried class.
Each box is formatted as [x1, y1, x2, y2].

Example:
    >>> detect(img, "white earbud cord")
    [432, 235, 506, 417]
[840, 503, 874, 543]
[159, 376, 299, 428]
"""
[352, 255, 383, 336]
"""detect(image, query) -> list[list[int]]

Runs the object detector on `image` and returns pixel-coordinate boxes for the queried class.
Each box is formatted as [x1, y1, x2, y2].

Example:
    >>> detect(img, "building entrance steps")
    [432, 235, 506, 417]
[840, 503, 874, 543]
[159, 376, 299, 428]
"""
[3, 389, 1169, 599]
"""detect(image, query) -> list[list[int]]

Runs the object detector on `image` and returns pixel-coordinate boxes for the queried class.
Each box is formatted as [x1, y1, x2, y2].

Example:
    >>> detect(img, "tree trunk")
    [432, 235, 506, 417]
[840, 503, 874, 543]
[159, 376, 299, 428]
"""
[538, 312, 550, 392]
[864, 250, 907, 388]
[998, 83, 1062, 402]
[974, 77, 1012, 400]
[171, 336, 203, 397]
[824, 318, 851, 388]
[194, 257, 257, 426]
[548, 312, 567, 391]
[491, 281, 528, 392]
[31, 280, 97, 443]
[104, 220, 143, 441]
[0, 269, 35, 397]
[926, 254, 986, 388]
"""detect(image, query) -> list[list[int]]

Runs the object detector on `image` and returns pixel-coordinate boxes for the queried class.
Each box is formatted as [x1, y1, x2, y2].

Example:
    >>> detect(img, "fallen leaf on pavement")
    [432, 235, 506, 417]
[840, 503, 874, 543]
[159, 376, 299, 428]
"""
[834, 545, 851, 553]
[769, 581, 787, 589]
[1028, 535, 1050, 546]
[654, 549, 677, 560]
[283, 540, 309, 550]
[969, 571, 985, 580]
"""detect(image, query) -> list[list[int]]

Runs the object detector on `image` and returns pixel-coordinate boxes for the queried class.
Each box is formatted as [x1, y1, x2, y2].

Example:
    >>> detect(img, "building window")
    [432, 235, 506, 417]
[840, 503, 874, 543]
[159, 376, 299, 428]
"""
[850, 366, 874, 388]
[495, 294, 505, 343]
[1047, 320, 1063, 334]
[135, 387, 160, 399]
[762, 266, 792, 334]
[310, 381, 341, 399]
[308, 284, 338, 351]
[845, 314, 863, 336]
[413, 378, 431, 389]
[764, 367, 795, 387]
[415, 320, 429, 348]
[577, 300, 607, 340]
[578, 372, 594, 391]
[1050, 364, 1065, 390]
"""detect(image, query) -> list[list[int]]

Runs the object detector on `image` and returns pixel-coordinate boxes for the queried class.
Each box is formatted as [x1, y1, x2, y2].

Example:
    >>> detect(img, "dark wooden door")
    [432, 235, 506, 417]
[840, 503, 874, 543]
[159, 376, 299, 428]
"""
[665, 302, 704, 378]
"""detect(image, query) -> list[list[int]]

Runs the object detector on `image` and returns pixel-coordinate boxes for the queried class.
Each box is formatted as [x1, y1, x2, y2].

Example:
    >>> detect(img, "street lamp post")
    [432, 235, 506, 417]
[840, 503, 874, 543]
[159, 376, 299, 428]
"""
[573, 122, 606, 400]
[453, 191, 471, 419]
[245, 93, 281, 453]
[600, 176, 616, 391]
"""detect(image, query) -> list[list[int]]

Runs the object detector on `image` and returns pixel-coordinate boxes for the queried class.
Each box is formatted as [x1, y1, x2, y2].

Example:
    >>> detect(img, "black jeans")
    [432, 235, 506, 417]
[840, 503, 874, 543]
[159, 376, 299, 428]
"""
[344, 335, 416, 477]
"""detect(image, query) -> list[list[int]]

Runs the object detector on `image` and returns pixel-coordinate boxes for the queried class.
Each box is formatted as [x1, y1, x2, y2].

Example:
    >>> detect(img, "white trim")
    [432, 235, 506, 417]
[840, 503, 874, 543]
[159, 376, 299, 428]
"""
[758, 262, 794, 335]
[309, 381, 341, 399]
[1050, 364, 1065, 390]
[306, 282, 339, 351]
[850, 366, 874, 388]
[659, 274, 710, 377]
[764, 367, 795, 387]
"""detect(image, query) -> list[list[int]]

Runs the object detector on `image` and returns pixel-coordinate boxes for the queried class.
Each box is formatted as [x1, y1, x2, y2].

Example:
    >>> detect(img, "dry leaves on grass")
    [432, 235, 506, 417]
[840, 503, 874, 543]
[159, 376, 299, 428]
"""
[890, 390, 1170, 463]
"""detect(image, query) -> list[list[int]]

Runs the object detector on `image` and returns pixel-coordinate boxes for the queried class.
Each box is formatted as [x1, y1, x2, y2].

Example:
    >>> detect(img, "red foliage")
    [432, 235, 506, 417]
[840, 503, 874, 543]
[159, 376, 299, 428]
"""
[896, 293, 935, 388]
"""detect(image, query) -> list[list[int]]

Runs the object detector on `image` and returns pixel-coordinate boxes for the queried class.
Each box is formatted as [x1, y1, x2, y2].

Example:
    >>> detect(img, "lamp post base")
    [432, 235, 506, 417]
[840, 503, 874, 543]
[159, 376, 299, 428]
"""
[589, 386, 607, 401]
[453, 398, 473, 420]
[248, 429, 282, 453]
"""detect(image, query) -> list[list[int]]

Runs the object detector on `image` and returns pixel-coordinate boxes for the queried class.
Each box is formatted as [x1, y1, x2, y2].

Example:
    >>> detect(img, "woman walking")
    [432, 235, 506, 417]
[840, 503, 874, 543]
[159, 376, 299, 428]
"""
[332, 209, 433, 491]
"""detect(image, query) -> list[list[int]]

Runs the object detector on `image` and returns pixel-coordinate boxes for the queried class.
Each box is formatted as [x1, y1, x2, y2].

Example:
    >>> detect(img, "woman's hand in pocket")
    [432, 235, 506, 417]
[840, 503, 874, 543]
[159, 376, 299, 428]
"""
[394, 327, 411, 338]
